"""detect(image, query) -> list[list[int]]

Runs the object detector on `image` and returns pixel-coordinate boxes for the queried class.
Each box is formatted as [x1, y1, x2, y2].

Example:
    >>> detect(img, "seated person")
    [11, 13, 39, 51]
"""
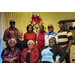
[1, 38, 21, 63]
[21, 40, 39, 63]
[40, 37, 66, 63]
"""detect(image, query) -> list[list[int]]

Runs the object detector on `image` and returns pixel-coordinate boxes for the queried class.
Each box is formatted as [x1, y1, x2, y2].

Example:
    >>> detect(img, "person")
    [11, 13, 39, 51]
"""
[21, 40, 39, 63]
[40, 37, 66, 63]
[65, 23, 68, 29]
[1, 38, 21, 63]
[45, 24, 57, 46]
[37, 25, 46, 59]
[57, 21, 73, 63]
[24, 24, 37, 48]
[3, 20, 18, 46]
[16, 30, 27, 52]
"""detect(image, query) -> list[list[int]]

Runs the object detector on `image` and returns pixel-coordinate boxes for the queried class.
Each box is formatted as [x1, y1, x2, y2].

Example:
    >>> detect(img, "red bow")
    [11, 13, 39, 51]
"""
[30, 14, 43, 25]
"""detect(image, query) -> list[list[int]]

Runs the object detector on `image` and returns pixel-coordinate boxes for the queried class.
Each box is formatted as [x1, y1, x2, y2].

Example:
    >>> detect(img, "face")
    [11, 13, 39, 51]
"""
[49, 40, 55, 47]
[59, 23, 65, 29]
[39, 25, 44, 32]
[9, 40, 16, 48]
[10, 23, 15, 28]
[28, 42, 34, 49]
[18, 31, 23, 38]
[48, 27, 53, 33]
[28, 26, 32, 33]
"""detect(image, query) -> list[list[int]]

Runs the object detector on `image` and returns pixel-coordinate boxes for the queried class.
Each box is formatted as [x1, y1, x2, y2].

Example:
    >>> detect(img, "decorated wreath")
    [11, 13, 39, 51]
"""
[30, 13, 46, 32]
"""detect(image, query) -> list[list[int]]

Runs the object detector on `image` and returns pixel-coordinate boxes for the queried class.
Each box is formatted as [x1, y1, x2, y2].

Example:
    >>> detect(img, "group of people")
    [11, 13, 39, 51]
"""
[1, 20, 73, 63]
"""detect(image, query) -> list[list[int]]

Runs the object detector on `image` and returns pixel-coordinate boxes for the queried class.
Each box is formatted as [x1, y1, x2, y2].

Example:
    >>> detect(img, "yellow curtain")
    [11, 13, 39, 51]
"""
[2, 12, 31, 49]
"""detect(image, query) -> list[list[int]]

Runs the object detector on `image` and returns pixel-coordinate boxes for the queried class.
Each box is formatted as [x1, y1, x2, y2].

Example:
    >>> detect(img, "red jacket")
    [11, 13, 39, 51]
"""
[21, 48, 39, 63]
[3, 27, 18, 42]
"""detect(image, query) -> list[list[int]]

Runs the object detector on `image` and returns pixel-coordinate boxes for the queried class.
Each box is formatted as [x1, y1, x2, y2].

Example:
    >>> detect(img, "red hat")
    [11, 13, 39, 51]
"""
[48, 24, 53, 28]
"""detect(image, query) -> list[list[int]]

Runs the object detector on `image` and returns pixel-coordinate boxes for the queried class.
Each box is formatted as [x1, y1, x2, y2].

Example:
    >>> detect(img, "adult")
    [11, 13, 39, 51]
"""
[1, 38, 21, 63]
[40, 37, 66, 63]
[24, 24, 37, 48]
[37, 25, 46, 59]
[21, 40, 39, 63]
[16, 30, 27, 52]
[45, 24, 57, 46]
[57, 21, 73, 63]
[3, 20, 18, 46]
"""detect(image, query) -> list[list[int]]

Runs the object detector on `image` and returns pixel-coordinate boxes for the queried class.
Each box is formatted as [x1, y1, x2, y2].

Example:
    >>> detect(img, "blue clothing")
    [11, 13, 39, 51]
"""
[45, 31, 57, 38]
[45, 31, 57, 46]
[41, 46, 62, 63]
[41, 46, 54, 63]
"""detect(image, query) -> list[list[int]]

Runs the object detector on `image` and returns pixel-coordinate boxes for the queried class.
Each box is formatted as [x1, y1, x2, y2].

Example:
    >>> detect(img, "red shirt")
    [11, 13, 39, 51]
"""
[3, 27, 18, 42]
[37, 31, 45, 50]
[24, 32, 37, 48]
[21, 48, 39, 63]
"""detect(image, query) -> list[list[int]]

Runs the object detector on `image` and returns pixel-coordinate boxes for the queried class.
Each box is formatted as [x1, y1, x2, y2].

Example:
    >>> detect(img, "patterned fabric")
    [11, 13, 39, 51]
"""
[57, 29, 73, 48]
[1, 47, 21, 63]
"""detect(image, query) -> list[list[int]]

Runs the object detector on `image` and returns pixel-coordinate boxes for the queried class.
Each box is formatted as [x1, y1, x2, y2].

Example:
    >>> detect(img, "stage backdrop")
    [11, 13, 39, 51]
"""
[2, 12, 31, 50]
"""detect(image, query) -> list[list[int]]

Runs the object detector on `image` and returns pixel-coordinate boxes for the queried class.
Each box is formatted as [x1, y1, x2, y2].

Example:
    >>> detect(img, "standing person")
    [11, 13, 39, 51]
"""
[65, 23, 68, 29]
[16, 30, 27, 52]
[1, 38, 21, 63]
[24, 24, 37, 48]
[3, 20, 18, 46]
[57, 21, 73, 63]
[21, 40, 39, 63]
[37, 25, 46, 59]
[45, 24, 57, 46]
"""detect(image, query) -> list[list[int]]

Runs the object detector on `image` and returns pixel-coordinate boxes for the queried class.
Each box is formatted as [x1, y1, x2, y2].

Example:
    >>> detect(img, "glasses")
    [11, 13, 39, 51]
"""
[48, 27, 53, 28]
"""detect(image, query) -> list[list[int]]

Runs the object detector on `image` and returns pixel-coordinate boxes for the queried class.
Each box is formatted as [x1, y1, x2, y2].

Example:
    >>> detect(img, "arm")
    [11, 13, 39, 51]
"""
[21, 50, 26, 63]
[55, 46, 66, 63]
[3, 30, 10, 42]
[66, 31, 73, 54]
[32, 49, 39, 63]
[66, 40, 72, 54]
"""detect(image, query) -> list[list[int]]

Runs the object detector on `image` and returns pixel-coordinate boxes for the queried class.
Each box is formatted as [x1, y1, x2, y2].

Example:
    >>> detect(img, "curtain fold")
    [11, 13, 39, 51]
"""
[2, 12, 31, 49]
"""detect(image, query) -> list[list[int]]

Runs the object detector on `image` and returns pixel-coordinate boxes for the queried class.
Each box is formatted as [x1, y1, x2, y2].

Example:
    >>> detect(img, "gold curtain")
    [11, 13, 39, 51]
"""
[2, 12, 31, 49]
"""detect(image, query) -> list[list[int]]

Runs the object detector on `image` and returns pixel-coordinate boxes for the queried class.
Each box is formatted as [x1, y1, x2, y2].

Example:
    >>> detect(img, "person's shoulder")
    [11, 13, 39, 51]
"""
[5, 28, 10, 32]
[65, 29, 71, 33]
[53, 32, 57, 36]
[23, 48, 28, 51]
[57, 30, 60, 33]
[45, 32, 48, 35]
[24, 32, 27, 35]
[33, 32, 36, 34]
[15, 28, 18, 30]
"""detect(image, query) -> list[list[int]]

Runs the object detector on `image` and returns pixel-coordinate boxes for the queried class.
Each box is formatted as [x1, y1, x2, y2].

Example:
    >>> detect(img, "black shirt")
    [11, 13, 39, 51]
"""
[16, 38, 27, 52]
[26, 52, 30, 63]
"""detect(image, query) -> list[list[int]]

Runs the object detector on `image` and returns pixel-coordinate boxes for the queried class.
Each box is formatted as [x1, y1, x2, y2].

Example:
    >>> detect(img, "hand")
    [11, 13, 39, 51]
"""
[24, 62, 27, 63]
[66, 49, 70, 55]
[9, 58, 14, 63]
[54, 60, 60, 63]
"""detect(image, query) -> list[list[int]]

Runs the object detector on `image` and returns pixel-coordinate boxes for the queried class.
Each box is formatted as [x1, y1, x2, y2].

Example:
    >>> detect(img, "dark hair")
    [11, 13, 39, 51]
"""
[40, 25, 44, 29]
[26, 24, 33, 32]
[49, 37, 57, 45]
[58, 21, 65, 24]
